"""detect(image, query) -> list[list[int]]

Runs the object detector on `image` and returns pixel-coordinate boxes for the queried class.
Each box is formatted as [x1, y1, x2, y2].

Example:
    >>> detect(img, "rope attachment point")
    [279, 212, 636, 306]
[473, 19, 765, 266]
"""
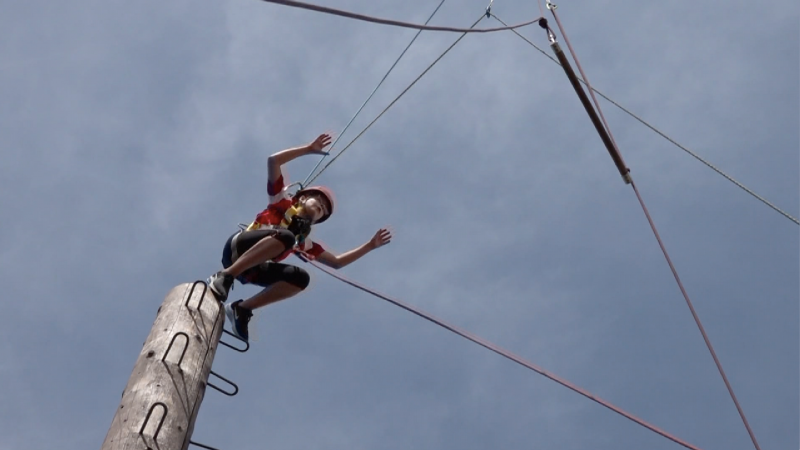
[544, 26, 630, 183]
[538, 17, 557, 42]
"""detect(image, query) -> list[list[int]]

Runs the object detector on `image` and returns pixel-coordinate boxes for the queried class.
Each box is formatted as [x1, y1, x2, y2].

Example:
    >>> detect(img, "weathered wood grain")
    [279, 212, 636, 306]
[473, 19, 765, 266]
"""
[100, 282, 224, 450]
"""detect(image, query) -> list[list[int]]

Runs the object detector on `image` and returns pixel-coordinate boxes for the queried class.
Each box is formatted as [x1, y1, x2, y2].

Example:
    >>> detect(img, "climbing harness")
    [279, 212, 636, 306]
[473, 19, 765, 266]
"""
[282, 205, 312, 244]
[244, 204, 311, 245]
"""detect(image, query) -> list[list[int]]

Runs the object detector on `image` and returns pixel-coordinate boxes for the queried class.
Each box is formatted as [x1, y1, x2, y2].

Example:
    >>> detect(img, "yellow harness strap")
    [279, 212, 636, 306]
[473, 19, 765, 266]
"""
[245, 204, 305, 232]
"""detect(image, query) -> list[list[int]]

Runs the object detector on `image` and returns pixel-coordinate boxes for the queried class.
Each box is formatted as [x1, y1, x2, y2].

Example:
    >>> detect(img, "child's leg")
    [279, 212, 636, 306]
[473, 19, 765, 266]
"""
[240, 263, 310, 309]
[225, 263, 311, 341]
[239, 282, 303, 310]
[209, 228, 295, 301]
[223, 230, 294, 278]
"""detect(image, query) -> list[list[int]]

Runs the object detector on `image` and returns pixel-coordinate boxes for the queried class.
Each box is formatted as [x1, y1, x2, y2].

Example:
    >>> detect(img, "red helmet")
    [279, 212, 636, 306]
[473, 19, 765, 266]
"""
[295, 185, 335, 223]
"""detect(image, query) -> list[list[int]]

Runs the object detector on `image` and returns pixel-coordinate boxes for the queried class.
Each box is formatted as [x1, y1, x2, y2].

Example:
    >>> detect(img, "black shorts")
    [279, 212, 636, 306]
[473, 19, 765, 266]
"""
[221, 229, 310, 290]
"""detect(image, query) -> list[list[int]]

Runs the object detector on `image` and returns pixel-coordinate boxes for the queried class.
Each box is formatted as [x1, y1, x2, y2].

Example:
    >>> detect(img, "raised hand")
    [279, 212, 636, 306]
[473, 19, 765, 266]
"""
[368, 228, 392, 250]
[307, 133, 333, 155]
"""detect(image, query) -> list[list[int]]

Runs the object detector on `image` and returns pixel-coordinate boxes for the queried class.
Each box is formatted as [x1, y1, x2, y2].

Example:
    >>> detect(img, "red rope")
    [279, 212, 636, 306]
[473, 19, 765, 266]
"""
[630, 181, 763, 450]
[548, 7, 629, 178]
[307, 260, 703, 450]
[257, 0, 542, 33]
[547, 6, 762, 449]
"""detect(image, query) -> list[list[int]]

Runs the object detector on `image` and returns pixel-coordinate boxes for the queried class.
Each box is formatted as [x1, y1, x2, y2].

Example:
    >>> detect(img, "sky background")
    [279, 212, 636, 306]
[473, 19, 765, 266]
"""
[0, 0, 797, 449]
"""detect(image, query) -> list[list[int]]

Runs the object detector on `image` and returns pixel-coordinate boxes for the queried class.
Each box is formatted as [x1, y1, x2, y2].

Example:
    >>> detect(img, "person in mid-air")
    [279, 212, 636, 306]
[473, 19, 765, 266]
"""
[207, 133, 392, 342]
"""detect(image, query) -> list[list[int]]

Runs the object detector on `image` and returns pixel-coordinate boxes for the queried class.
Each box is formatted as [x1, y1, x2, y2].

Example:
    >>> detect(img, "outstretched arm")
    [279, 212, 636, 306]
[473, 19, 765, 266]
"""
[316, 228, 392, 269]
[267, 133, 332, 187]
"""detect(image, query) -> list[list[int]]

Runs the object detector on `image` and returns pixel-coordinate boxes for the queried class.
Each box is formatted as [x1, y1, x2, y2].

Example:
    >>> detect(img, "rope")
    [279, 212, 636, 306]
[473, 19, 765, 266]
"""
[490, 13, 799, 226]
[255, 0, 541, 33]
[306, 259, 704, 450]
[630, 180, 763, 450]
[305, 13, 485, 186]
[542, 6, 763, 450]
[548, 6, 626, 174]
[302, 0, 449, 187]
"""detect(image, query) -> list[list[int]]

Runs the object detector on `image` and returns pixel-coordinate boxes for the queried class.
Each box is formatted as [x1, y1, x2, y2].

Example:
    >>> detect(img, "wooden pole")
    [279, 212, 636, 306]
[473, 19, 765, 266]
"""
[101, 282, 225, 450]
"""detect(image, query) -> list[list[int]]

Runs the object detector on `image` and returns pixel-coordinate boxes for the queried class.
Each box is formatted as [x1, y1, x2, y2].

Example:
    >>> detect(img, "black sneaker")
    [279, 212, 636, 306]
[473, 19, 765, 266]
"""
[207, 271, 234, 302]
[225, 300, 253, 342]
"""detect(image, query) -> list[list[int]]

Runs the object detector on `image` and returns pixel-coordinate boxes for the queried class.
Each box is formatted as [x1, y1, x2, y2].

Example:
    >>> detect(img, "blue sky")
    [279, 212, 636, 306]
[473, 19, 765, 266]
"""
[0, 0, 797, 449]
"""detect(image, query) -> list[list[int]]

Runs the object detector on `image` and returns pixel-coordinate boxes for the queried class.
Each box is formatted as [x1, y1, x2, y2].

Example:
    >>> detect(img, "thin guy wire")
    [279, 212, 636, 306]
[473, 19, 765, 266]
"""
[546, 6, 764, 448]
[491, 13, 798, 226]
[547, 6, 763, 448]
[305, 14, 485, 186]
[303, 0, 449, 187]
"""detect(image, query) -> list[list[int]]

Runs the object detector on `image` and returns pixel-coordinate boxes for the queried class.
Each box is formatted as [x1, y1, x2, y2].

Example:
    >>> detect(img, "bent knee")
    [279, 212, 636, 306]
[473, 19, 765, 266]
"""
[271, 229, 296, 250]
[285, 266, 310, 290]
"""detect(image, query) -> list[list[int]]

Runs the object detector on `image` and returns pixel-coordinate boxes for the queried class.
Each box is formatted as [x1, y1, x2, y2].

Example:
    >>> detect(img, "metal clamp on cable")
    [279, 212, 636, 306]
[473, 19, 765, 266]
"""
[485, 0, 494, 18]
[285, 181, 303, 194]
[538, 17, 556, 42]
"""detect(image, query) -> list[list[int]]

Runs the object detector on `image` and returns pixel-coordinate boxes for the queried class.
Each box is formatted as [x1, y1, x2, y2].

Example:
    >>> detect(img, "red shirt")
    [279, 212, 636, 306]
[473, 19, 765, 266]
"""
[246, 174, 327, 262]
